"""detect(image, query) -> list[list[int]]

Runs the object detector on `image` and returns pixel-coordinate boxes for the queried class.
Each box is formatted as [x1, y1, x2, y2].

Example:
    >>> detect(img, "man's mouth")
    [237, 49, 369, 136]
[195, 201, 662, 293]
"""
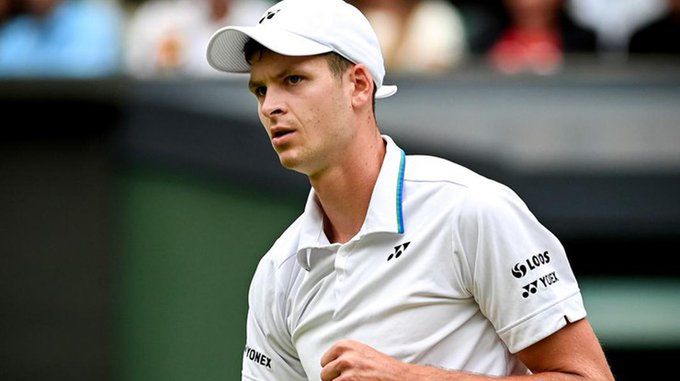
[273, 130, 293, 138]
[271, 127, 296, 139]
[270, 127, 296, 146]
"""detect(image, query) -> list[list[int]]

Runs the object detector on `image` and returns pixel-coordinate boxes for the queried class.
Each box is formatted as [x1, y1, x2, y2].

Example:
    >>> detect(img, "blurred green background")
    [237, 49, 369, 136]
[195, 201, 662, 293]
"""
[117, 168, 300, 380]
[117, 164, 314, 380]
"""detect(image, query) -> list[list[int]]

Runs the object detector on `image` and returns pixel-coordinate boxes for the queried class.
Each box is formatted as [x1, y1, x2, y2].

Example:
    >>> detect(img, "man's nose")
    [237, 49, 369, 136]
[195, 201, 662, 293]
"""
[260, 88, 286, 119]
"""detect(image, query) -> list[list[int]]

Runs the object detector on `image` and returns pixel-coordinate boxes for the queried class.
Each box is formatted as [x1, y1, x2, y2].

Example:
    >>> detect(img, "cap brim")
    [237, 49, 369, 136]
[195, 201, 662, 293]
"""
[376, 85, 397, 99]
[207, 26, 333, 73]
[207, 25, 398, 99]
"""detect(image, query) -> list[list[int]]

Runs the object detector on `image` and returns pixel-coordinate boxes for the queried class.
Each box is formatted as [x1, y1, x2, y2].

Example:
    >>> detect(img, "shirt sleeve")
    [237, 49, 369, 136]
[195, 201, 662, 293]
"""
[242, 256, 307, 380]
[455, 183, 587, 354]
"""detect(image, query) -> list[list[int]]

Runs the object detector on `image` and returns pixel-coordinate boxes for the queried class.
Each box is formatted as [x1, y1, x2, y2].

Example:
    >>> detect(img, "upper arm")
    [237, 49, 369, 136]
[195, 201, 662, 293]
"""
[455, 184, 587, 353]
[242, 258, 307, 381]
[517, 319, 614, 380]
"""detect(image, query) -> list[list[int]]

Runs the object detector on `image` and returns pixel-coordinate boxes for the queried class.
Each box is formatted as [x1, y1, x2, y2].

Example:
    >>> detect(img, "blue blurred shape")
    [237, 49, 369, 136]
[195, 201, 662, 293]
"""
[0, 0, 122, 78]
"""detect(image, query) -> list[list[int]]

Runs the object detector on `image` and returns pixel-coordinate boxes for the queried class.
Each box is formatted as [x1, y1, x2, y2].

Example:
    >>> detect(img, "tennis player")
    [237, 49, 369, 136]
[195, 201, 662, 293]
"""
[207, 0, 615, 380]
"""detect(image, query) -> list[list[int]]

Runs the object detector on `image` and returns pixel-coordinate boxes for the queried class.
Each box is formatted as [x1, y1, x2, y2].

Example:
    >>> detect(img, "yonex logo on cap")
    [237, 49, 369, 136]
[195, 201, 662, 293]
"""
[259, 9, 281, 24]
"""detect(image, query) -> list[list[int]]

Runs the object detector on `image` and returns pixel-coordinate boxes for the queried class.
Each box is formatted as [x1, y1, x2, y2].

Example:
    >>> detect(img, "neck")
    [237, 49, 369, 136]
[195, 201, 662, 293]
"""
[310, 125, 385, 244]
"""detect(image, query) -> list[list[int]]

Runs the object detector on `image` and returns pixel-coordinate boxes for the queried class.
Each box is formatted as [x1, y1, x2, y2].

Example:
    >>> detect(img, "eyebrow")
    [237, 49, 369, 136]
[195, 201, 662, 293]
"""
[248, 67, 298, 93]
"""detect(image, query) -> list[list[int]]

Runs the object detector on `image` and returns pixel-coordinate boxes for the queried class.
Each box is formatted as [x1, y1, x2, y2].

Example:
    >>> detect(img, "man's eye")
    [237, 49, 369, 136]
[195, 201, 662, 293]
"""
[287, 75, 302, 84]
[255, 87, 267, 97]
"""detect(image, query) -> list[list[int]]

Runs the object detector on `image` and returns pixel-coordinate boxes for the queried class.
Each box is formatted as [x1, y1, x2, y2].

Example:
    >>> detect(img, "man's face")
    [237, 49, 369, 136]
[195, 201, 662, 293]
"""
[249, 51, 354, 177]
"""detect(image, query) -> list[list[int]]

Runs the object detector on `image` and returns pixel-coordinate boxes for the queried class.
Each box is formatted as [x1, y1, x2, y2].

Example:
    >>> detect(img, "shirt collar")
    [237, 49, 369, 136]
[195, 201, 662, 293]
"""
[296, 135, 406, 270]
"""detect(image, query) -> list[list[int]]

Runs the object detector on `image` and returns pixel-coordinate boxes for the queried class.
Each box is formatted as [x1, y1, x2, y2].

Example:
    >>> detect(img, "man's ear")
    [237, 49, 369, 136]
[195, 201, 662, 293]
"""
[348, 64, 374, 110]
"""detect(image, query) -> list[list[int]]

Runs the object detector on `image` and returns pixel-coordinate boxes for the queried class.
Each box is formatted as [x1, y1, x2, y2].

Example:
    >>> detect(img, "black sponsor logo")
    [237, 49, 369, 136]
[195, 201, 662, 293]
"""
[521, 280, 538, 298]
[538, 271, 559, 288]
[387, 242, 411, 261]
[521, 271, 559, 299]
[259, 9, 281, 24]
[511, 263, 528, 278]
[244, 345, 272, 369]
[511, 251, 551, 279]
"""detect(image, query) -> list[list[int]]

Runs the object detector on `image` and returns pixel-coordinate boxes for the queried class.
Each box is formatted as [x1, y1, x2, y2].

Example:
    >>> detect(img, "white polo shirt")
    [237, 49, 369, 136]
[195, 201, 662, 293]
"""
[242, 136, 586, 381]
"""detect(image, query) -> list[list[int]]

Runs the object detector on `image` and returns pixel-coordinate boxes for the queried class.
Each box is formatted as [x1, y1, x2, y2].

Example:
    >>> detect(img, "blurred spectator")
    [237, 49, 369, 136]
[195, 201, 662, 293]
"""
[567, 0, 666, 54]
[630, 0, 680, 54]
[350, 0, 466, 74]
[0, 0, 123, 78]
[125, 0, 271, 78]
[488, 0, 596, 75]
[452, 0, 506, 55]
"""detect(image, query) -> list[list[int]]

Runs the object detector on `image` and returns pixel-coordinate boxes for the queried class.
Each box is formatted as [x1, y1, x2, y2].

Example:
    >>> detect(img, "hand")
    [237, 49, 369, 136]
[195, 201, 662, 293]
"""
[320, 339, 411, 381]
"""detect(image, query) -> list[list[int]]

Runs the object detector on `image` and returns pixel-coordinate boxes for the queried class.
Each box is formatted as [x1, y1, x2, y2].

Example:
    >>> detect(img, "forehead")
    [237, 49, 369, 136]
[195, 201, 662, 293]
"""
[249, 51, 331, 80]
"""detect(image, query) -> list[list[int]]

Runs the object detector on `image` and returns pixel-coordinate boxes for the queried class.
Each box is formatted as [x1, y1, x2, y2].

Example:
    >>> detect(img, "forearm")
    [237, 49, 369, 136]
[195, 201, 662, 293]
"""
[405, 363, 597, 381]
[319, 333, 613, 381]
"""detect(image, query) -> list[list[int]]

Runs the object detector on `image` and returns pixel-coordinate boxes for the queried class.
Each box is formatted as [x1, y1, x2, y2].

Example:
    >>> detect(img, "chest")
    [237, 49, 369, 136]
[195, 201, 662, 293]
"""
[287, 224, 476, 379]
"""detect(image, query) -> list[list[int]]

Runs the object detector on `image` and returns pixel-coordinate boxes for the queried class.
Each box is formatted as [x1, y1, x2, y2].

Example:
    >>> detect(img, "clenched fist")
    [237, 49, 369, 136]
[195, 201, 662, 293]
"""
[320, 339, 412, 381]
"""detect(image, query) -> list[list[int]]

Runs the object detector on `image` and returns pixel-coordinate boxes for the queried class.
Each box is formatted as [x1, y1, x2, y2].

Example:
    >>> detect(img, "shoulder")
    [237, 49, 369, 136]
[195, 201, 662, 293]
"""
[265, 214, 305, 267]
[250, 214, 306, 297]
[405, 154, 508, 193]
[404, 154, 528, 218]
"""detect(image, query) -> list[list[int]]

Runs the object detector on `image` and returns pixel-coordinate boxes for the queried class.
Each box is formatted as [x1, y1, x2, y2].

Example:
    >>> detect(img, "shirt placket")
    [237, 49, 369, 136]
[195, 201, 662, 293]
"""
[333, 241, 357, 320]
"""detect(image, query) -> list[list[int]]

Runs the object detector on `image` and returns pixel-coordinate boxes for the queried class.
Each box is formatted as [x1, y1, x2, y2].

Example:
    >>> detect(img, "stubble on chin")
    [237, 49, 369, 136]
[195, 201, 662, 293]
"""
[276, 146, 305, 173]
[277, 145, 326, 177]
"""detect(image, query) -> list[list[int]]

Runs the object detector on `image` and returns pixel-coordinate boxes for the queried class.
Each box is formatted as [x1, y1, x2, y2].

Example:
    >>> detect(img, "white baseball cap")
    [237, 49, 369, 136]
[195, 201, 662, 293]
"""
[206, 0, 397, 99]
